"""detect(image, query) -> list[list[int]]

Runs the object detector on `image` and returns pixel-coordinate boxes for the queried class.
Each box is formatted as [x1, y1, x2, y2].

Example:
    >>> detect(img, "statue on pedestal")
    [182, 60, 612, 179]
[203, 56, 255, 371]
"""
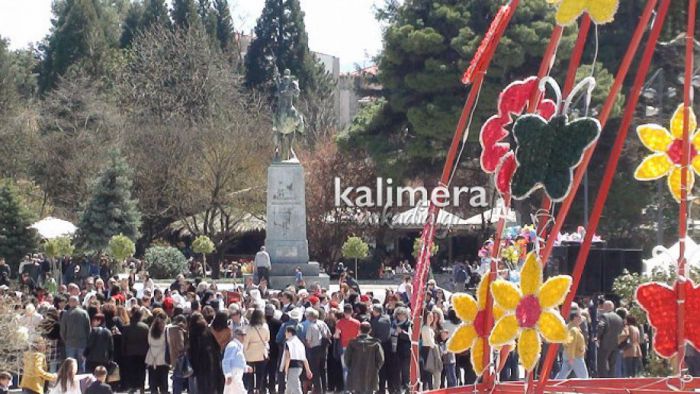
[273, 67, 305, 161]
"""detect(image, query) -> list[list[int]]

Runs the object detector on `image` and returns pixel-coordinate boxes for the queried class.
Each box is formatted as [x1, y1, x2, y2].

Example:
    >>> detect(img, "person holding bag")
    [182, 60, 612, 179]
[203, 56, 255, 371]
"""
[243, 309, 270, 393]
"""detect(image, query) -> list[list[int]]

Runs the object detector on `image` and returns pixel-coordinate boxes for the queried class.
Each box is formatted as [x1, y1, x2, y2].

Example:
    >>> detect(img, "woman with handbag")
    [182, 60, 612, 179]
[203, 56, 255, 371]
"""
[243, 309, 270, 393]
[145, 315, 169, 394]
[619, 315, 643, 377]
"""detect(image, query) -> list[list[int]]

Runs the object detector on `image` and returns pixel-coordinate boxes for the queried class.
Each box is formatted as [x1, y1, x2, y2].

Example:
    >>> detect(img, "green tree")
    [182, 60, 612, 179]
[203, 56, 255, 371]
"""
[197, 0, 218, 41]
[213, 0, 235, 52]
[341, 236, 369, 277]
[144, 245, 187, 279]
[106, 233, 136, 264]
[192, 235, 215, 276]
[244, 0, 329, 94]
[120, 1, 144, 48]
[412, 236, 439, 259]
[0, 183, 39, 271]
[38, 0, 114, 92]
[343, 0, 577, 178]
[171, 0, 201, 31]
[76, 151, 141, 251]
[142, 0, 172, 31]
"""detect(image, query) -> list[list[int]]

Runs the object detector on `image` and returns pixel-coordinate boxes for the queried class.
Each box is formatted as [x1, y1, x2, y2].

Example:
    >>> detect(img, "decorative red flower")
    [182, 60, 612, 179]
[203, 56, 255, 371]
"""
[636, 279, 700, 359]
[479, 77, 557, 195]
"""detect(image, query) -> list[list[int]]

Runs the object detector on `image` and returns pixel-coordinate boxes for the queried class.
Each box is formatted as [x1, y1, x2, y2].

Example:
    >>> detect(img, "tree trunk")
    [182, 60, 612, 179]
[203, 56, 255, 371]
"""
[355, 258, 358, 279]
[202, 253, 207, 279]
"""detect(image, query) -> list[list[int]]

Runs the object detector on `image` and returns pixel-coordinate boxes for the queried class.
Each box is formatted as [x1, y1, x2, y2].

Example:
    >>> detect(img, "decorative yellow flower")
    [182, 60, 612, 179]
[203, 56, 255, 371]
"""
[634, 104, 700, 202]
[488, 252, 572, 371]
[447, 275, 504, 376]
[546, 0, 619, 26]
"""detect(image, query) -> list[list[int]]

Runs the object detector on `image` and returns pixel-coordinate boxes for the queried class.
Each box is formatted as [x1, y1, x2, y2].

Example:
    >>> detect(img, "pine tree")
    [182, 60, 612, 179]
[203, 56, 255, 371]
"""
[213, 0, 235, 52]
[171, 0, 201, 31]
[76, 150, 141, 252]
[0, 182, 39, 272]
[38, 0, 112, 92]
[244, 0, 327, 94]
[198, 0, 218, 39]
[141, 0, 172, 31]
[343, 0, 579, 178]
[120, 1, 144, 48]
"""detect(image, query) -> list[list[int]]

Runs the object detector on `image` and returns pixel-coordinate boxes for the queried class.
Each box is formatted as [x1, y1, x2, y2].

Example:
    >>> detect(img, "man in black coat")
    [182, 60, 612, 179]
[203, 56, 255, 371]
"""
[85, 366, 113, 394]
[344, 322, 385, 394]
[85, 314, 114, 372]
[369, 305, 392, 393]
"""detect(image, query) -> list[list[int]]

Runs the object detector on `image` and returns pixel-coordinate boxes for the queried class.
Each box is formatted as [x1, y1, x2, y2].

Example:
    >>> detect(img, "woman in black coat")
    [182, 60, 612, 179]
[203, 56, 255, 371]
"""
[188, 312, 225, 394]
[121, 306, 149, 394]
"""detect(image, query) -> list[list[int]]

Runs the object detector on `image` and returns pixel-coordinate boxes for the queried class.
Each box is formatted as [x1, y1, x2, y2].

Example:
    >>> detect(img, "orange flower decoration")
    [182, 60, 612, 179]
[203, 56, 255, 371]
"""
[634, 105, 700, 201]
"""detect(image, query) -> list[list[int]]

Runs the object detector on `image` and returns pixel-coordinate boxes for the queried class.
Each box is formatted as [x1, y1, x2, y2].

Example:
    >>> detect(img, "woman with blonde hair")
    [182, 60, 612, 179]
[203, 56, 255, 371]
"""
[20, 339, 57, 394]
[49, 358, 81, 394]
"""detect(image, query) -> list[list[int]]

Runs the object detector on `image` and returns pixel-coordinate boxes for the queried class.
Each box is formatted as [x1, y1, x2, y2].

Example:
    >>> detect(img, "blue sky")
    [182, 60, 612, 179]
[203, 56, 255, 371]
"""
[0, 0, 384, 72]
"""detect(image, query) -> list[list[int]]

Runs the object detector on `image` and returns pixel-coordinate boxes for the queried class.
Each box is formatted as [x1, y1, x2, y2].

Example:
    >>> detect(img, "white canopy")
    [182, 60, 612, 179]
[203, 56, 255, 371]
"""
[464, 199, 518, 226]
[643, 237, 700, 274]
[30, 217, 77, 239]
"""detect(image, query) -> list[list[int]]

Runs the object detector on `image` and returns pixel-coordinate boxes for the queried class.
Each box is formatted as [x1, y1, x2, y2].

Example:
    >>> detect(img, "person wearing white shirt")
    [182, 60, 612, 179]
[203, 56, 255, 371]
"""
[283, 326, 313, 394]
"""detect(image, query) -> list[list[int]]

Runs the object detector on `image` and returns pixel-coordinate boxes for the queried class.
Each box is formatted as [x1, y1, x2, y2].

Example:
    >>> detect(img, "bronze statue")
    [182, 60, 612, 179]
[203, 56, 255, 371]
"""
[273, 68, 305, 161]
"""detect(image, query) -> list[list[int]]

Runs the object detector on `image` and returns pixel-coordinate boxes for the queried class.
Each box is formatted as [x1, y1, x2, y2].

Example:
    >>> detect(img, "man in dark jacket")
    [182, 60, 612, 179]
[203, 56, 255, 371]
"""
[85, 366, 113, 394]
[61, 296, 91, 372]
[369, 305, 392, 393]
[597, 300, 624, 378]
[344, 322, 384, 394]
[85, 314, 113, 372]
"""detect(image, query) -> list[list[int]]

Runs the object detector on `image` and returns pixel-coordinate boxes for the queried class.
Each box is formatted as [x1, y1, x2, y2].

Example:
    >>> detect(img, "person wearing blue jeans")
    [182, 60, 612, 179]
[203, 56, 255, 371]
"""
[439, 330, 457, 388]
[60, 296, 91, 373]
[556, 310, 589, 379]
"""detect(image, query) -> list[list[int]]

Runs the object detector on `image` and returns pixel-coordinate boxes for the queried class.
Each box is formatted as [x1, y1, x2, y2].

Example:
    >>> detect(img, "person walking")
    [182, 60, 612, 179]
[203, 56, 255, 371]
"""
[121, 307, 149, 394]
[243, 309, 270, 393]
[48, 358, 81, 394]
[165, 315, 188, 394]
[344, 322, 385, 394]
[620, 315, 643, 377]
[60, 296, 91, 373]
[282, 326, 313, 394]
[84, 314, 113, 373]
[334, 304, 360, 383]
[20, 340, 57, 394]
[597, 300, 624, 378]
[556, 310, 589, 379]
[254, 246, 271, 285]
[223, 328, 250, 394]
[369, 305, 392, 393]
[304, 308, 331, 394]
[145, 314, 169, 394]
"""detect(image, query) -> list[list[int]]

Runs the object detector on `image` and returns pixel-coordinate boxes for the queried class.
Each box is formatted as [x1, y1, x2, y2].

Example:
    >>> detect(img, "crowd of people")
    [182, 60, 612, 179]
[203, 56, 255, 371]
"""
[4, 242, 700, 394]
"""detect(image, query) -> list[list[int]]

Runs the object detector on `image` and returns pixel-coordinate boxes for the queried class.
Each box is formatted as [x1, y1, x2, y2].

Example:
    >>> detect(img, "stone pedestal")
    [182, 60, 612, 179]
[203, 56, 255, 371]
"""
[266, 159, 328, 289]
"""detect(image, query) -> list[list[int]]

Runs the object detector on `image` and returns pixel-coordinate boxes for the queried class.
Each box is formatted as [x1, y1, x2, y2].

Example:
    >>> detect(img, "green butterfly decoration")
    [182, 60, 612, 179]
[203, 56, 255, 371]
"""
[511, 113, 601, 202]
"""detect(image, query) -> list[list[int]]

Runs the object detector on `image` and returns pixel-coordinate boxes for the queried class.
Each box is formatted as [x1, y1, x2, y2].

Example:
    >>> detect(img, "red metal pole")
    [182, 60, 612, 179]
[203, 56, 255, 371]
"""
[535, 0, 672, 389]
[676, 0, 696, 377]
[537, 0, 659, 269]
[408, 3, 520, 391]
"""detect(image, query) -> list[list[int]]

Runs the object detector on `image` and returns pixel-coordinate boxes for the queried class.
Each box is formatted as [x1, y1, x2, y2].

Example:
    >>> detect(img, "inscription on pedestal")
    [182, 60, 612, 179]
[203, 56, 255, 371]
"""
[266, 160, 309, 265]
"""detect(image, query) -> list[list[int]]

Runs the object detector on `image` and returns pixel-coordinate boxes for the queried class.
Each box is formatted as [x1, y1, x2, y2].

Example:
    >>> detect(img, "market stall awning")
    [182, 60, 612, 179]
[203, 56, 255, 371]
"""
[643, 237, 700, 274]
[30, 217, 77, 239]
[463, 199, 517, 226]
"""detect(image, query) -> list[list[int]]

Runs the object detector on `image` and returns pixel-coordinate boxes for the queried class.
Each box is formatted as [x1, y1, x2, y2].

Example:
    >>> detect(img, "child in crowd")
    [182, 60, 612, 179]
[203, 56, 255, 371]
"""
[0, 371, 12, 394]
